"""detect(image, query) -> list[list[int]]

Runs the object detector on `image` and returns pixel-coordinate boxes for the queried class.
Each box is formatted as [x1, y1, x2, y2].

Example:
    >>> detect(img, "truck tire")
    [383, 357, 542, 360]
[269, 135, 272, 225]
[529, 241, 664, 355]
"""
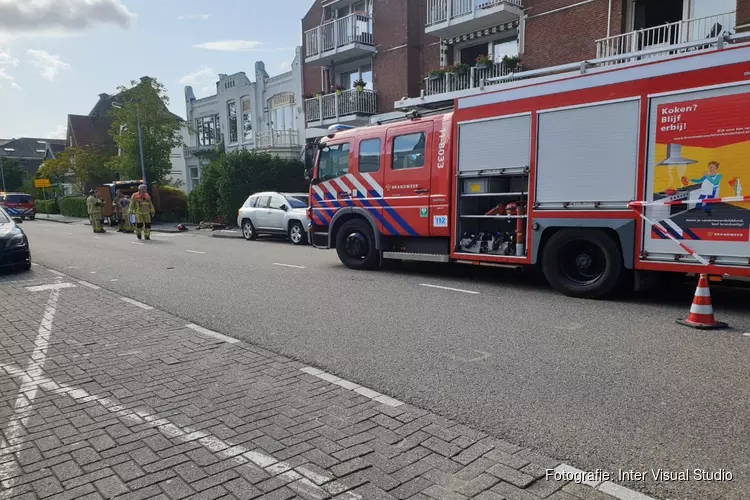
[336, 219, 379, 270]
[541, 229, 624, 299]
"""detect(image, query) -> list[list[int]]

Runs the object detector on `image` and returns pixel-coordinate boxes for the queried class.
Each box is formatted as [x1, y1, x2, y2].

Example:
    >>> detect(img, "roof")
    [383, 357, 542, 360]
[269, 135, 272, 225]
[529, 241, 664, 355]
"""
[90, 85, 184, 123]
[0, 137, 66, 160]
[67, 114, 116, 154]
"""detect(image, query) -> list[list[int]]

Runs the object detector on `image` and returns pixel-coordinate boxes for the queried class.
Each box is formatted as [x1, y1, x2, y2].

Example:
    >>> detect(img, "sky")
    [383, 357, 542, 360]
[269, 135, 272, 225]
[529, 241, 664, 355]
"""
[0, 0, 313, 140]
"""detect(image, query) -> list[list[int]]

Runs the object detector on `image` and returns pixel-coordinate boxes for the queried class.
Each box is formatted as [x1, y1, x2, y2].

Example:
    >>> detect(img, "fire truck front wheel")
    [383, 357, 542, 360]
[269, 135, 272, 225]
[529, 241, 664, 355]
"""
[541, 229, 624, 299]
[335, 219, 379, 271]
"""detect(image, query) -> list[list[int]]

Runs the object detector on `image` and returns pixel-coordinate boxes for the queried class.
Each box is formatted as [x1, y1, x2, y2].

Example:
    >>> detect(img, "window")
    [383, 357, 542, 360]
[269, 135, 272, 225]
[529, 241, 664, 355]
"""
[358, 138, 381, 173]
[214, 114, 221, 141]
[7, 195, 32, 203]
[269, 195, 286, 210]
[227, 101, 238, 143]
[392, 133, 426, 170]
[340, 64, 372, 89]
[268, 93, 296, 132]
[0, 210, 9, 224]
[256, 196, 270, 208]
[244, 196, 257, 208]
[286, 196, 308, 208]
[242, 99, 252, 140]
[318, 143, 350, 181]
[493, 38, 518, 63]
[190, 167, 200, 188]
[196, 116, 217, 146]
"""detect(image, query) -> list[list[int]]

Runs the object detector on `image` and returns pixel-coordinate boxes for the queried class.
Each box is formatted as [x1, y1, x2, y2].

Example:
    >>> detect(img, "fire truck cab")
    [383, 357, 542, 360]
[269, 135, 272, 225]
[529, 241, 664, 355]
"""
[306, 32, 750, 299]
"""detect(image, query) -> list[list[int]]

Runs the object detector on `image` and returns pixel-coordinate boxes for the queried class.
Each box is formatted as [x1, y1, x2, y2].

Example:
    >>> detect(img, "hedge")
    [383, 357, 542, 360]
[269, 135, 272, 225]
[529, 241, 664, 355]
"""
[34, 199, 60, 214]
[59, 197, 89, 218]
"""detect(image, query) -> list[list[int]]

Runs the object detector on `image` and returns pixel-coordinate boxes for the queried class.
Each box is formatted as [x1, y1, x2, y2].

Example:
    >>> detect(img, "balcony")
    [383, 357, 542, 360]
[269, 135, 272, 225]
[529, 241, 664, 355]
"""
[256, 130, 301, 150]
[304, 13, 376, 66]
[424, 62, 515, 96]
[426, 0, 522, 38]
[304, 88, 377, 127]
[596, 11, 736, 62]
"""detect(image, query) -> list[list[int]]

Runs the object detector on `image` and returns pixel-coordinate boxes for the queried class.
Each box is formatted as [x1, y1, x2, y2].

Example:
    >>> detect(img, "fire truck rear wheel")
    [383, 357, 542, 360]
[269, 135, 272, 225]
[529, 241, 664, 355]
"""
[541, 229, 623, 299]
[336, 219, 379, 271]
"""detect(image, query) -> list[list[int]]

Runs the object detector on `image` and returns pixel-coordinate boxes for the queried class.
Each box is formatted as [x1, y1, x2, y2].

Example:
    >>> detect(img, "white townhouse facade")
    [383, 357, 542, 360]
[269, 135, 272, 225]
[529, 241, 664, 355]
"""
[183, 47, 305, 192]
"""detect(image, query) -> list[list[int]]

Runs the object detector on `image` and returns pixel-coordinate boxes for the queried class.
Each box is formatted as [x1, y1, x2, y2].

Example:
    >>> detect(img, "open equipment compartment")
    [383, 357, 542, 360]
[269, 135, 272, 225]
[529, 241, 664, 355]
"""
[454, 113, 532, 257]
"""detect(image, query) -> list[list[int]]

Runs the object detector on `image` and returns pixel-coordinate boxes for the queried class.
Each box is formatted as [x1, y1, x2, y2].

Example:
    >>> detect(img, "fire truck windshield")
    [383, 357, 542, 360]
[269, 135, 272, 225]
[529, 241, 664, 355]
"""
[317, 143, 350, 181]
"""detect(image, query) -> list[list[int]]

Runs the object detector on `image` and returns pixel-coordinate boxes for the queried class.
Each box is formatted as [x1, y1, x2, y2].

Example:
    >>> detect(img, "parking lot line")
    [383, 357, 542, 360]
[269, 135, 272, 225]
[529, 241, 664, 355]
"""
[419, 283, 480, 295]
[120, 297, 153, 310]
[272, 263, 306, 269]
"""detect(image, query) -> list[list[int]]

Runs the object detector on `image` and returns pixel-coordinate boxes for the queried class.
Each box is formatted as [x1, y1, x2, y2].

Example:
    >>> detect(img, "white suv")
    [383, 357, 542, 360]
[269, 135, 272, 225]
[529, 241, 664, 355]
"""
[237, 192, 310, 245]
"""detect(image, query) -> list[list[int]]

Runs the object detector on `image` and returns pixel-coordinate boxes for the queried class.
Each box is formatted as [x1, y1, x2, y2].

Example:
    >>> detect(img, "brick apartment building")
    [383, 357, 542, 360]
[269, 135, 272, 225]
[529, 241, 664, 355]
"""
[301, 0, 745, 131]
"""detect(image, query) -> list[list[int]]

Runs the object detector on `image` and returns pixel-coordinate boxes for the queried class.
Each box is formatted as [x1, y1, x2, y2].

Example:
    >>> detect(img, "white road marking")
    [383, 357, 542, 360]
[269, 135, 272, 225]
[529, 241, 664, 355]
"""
[48, 269, 64, 276]
[186, 250, 206, 254]
[299, 366, 403, 407]
[66, 266, 77, 269]
[120, 297, 153, 310]
[0, 361, 330, 499]
[743, 333, 750, 337]
[419, 283, 479, 295]
[185, 323, 240, 344]
[77, 280, 101, 290]
[0, 278, 62, 496]
[94, 236, 102, 239]
[130, 241, 144, 245]
[273, 263, 306, 269]
[110, 279, 119, 282]
[30, 262, 39, 267]
[25, 282, 76, 292]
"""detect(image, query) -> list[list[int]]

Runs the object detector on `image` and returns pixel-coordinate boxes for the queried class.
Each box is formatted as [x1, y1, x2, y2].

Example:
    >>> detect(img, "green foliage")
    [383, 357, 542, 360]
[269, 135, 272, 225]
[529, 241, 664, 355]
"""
[158, 185, 189, 222]
[59, 196, 89, 218]
[107, 77, 183, 184]
[35, 199, 60, 214]
[187, 150, 307, 225]
[1, 159, 27, 191]
[37, 145, 112, 194]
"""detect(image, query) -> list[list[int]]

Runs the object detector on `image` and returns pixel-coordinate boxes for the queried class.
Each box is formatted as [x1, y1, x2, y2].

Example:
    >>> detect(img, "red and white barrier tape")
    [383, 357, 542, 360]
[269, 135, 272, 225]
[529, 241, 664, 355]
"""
[627, 202, 711, 267]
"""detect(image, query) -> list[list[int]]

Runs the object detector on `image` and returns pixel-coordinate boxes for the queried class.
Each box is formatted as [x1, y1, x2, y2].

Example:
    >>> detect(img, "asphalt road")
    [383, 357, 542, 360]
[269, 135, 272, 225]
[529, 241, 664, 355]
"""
[14, 219, 750, 500]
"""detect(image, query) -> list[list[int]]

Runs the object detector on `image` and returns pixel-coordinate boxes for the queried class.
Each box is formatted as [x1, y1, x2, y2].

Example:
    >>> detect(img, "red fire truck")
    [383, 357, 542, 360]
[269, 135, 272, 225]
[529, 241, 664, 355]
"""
[305, 33, 750, 299]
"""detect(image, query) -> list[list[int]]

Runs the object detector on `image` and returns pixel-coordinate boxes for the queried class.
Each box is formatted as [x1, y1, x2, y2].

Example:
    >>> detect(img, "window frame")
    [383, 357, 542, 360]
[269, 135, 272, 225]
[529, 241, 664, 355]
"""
[256, 196, 271, 209]
[227, 101, 238, 143]
[357, 138, 381, 173]
[391, 132, 426, 171]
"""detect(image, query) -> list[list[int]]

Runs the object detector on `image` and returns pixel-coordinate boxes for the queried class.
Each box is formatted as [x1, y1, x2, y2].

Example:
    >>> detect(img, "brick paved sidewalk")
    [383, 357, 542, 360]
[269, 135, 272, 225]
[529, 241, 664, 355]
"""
[0, 268, 640, 500]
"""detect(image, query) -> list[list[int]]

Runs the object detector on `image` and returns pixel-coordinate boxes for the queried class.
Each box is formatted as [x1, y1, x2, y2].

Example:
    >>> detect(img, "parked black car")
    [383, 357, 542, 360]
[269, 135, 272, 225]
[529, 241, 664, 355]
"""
[0, 207, 31, 271]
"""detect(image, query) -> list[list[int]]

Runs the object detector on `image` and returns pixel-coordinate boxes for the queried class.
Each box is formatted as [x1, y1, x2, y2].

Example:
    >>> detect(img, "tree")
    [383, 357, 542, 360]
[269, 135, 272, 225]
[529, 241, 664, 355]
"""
[37, 145, 112, 194]
[0, 159, 27, 191]
[107, 77, 183, 184]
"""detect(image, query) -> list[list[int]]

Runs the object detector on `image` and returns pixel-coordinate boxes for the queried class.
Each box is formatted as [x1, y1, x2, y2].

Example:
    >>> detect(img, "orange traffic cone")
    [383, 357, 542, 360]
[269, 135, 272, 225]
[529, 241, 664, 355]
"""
[676, 274, 728, 330]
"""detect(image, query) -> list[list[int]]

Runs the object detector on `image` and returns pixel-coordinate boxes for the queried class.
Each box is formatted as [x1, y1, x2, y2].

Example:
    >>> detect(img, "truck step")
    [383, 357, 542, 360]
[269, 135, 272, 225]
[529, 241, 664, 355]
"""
[382, 252, 450, 263]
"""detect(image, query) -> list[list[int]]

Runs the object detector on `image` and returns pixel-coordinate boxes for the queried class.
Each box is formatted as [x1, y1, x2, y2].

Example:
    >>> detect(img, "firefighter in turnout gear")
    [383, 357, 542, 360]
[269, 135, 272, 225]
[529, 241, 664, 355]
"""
[86, 189, 106, 233]
[113, 189, 127, 232]
[129, 184, 155, 240]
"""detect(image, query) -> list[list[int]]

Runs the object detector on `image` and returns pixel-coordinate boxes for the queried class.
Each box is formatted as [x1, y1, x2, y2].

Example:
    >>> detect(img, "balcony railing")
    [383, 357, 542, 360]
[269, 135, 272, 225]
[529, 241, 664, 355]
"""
[256, 130, 300, 149]
[305, 88, 377, 123]
[596, 11, 736, 60]
[424, 62, 515, 96]
[305, 13, 374, 58]
[427, 0, 522, 26]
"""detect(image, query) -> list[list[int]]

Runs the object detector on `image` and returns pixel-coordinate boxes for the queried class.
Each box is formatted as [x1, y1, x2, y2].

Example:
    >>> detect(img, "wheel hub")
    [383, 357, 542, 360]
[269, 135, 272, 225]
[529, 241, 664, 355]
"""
[576, 253, 592, 270]
[345, 232, 367, 257]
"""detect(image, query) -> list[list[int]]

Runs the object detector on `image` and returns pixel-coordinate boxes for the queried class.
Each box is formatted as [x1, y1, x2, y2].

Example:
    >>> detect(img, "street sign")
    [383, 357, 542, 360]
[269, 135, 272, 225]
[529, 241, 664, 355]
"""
[34, 178, 51, 188]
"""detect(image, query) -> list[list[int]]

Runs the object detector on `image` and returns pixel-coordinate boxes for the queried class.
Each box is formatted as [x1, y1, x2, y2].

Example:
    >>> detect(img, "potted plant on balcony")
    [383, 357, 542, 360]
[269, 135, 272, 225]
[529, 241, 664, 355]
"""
[426, 68, 446, 81]
[353, 78, 367, 92]
[315, 90, 325, 99]
[445, 63, 469, 75]
[475, 53, 492, 70]
[334, 84, 346, 96]
[502, 55, 520, 72]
